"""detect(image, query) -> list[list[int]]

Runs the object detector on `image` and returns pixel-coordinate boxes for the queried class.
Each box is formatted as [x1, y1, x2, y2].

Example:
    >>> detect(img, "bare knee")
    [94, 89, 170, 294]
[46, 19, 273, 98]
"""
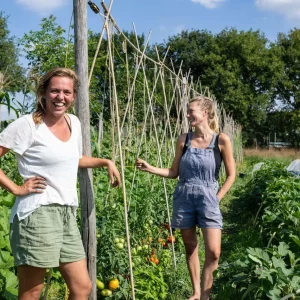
[69, 278, 92, 297]
[19, 285, 44, 300]
[184, 240, 198, 257]
[205, 249, 220, 265]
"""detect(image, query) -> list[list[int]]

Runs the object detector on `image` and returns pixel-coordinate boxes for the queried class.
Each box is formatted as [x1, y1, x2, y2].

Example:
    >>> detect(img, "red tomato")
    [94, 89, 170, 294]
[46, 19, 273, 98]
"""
[150, 257, 159, 265]
[167, 236, 176, 243]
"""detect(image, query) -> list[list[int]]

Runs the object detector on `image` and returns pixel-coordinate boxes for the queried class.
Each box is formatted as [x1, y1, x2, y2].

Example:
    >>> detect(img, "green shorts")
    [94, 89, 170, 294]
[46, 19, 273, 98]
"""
[10, 204, 86, 268]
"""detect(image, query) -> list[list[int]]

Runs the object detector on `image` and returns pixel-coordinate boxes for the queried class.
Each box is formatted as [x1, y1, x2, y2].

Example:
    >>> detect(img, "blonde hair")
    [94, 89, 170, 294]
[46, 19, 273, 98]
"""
[33, 68, 80, 124]
[190, 95, 219, 133]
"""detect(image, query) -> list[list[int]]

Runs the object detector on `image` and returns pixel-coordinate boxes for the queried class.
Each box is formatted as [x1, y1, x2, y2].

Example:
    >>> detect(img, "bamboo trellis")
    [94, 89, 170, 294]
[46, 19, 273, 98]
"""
[88, 2, 243, 299]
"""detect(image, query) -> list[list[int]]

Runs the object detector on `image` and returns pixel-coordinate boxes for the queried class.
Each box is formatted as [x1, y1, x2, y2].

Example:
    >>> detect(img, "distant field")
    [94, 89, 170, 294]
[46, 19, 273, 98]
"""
[244, 148, 300, 160]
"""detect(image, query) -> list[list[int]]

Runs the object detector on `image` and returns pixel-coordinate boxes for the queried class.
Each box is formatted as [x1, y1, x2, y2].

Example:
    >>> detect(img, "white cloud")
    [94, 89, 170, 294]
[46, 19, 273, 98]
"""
[255, 0, 300, 19]
[16, 0, 67, 14]
[191, 0, 225, 9]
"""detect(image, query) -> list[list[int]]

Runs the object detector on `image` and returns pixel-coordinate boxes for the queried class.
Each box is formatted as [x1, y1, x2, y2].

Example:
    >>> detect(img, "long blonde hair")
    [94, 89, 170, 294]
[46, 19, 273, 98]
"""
[33, 68, 80, 124]
[190, 95, 219, 133]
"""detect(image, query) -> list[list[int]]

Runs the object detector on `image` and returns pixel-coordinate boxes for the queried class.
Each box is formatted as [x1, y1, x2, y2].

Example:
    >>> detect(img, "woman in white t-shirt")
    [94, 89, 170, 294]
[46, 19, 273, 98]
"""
[0, 68, 121, 300]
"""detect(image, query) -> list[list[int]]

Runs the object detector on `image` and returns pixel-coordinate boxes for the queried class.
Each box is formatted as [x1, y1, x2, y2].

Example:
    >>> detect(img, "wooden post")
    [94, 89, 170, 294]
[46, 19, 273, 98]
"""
[182, 76, 189, 133]
[73, 1, 97, 299]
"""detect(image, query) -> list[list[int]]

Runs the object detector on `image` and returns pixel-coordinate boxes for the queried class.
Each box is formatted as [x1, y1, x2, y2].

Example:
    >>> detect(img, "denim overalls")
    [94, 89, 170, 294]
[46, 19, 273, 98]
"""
[171, 132, 223, 229]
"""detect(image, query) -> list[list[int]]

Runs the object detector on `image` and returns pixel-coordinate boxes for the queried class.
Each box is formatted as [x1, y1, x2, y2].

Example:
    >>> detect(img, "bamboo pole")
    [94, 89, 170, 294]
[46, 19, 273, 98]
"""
[104, 16, 136, 300]
[88, 0, 114, 86]
[100, 1, 200, 96]
[137, 55, 177, 267]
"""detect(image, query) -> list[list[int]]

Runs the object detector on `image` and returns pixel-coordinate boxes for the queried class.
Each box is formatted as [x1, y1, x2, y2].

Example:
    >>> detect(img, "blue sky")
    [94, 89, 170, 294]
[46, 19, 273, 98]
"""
[1, 0, 300, 119]
[2, 0, 300, 46]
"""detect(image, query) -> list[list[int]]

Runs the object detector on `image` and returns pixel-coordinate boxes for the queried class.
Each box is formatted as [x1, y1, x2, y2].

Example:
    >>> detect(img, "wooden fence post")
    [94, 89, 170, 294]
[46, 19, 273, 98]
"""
[73, 1, 97, 299]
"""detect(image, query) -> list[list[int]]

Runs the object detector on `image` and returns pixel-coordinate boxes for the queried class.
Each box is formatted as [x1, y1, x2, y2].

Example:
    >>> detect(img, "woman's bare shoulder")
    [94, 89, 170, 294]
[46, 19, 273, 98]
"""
[218, 132, 231, 145]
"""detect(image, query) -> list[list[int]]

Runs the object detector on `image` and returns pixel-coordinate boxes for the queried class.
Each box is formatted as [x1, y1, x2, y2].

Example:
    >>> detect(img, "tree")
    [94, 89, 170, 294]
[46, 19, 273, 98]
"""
[161, 29, 283, 144]
[275, 28, 300, 110]
[0, 12, 24, 93]
[19, 14, 74, 76]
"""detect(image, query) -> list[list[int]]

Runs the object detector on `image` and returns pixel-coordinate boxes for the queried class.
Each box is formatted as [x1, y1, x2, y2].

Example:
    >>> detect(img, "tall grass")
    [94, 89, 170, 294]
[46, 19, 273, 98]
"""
[244, 148, 299, 165]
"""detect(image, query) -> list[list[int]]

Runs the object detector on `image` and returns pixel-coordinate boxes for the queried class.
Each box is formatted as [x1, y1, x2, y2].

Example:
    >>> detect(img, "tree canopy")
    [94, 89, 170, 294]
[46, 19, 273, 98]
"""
[0, 12, 24, 93]
[19, 14, 74, 76]
[160, 28, 285, 144]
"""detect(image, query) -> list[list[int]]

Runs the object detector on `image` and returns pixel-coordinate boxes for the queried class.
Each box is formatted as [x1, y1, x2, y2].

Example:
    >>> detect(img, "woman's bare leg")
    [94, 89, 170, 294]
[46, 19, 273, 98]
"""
[200, 228, 221, 300]
[181, 227, 201, 300]
[59, 259, 92, 300]
[18, 265, 46, 300]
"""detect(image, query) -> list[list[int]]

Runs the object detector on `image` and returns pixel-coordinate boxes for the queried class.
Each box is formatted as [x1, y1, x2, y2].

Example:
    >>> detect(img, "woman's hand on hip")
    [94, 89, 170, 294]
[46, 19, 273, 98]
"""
[16, 176, 47, 196]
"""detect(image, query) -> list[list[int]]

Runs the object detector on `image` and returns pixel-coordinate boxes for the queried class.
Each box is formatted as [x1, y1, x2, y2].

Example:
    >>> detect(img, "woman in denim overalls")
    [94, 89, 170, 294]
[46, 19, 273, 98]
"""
[137, 96, 236, 300]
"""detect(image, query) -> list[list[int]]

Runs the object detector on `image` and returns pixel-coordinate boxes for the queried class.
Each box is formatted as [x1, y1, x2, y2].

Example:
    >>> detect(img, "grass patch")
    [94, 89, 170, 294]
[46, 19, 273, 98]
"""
[244, 148, 299, 165]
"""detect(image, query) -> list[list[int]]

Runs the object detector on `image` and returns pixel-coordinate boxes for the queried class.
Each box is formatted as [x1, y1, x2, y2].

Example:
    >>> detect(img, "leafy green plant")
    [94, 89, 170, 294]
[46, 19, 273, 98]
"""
[134, 264, 168, 299]
[214, 162, 300, 300]
[0, 204, 18, 299]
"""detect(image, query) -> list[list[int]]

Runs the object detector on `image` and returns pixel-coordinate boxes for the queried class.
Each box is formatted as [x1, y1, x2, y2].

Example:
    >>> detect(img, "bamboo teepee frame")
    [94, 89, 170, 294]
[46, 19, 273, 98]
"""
[88, 2, 243, 299]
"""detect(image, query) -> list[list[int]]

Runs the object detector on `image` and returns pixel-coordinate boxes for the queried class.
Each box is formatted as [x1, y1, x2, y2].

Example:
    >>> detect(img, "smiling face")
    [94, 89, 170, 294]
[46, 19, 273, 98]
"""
[187, 100, 207, 127]
[43, 76, 75, 119]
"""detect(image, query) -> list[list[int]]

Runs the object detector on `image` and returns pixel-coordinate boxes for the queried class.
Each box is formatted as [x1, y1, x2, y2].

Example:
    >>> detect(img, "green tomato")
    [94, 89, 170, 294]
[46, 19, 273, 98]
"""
[137, 246, 142, 251]
[96, 279, 105, 290]
[119, 238, 125, 244]
[148, 220, 153, 225]
[143, 244, 149, 250]
[101, 289, 112, 296]
[116, 243, 124, 249]
[114, 238, 120, 244]
[131, 247, 137, 255]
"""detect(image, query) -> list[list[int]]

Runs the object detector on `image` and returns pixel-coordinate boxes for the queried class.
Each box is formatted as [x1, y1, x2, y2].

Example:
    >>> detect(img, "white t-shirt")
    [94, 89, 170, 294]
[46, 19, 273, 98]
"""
[0, 114, 82, 222]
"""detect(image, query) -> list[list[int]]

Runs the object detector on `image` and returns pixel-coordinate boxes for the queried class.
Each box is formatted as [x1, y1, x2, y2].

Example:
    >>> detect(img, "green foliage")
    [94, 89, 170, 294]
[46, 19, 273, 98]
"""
[161, 28, 282, 144]
[214, 162, 300, 299]
[0, 12, 24, 93]
[19, 14, 74, 75]
[0, 203, 17, 299]
[134, 265, 168, 299]
[216, 243, 300, 300]
[276, 28, 300, 111]
[91, 126, 195, 299]
[0, 151, 18, 299]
